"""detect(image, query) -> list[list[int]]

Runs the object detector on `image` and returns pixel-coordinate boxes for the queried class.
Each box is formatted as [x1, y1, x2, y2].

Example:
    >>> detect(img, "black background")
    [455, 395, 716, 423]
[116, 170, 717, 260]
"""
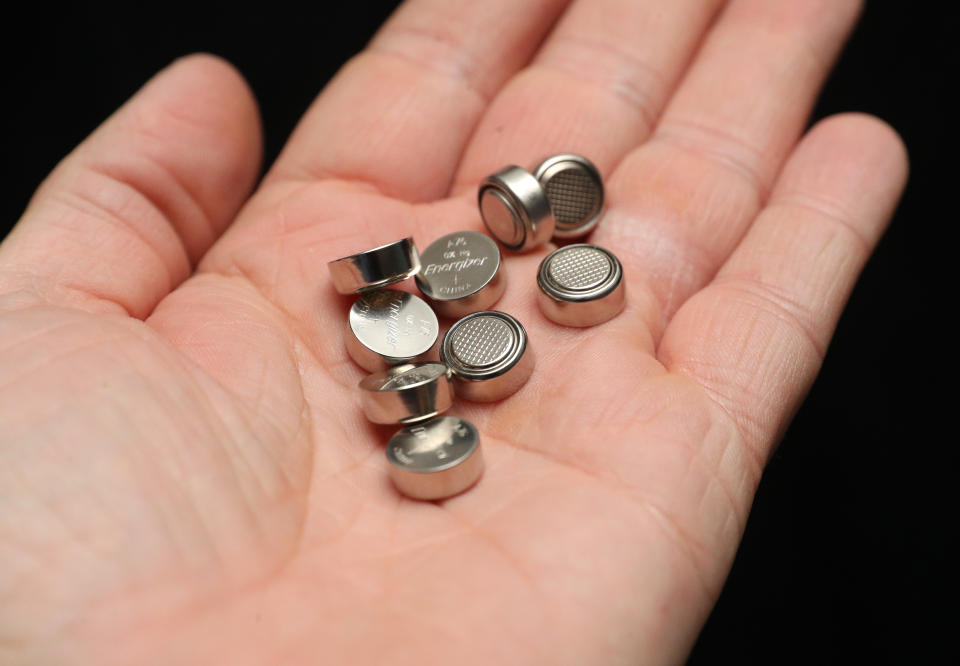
[3, 3, 953, 663]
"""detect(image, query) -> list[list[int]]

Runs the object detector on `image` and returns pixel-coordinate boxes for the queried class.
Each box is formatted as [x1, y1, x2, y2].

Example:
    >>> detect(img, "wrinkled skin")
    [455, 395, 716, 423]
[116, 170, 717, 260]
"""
[0, 1, 907, 664]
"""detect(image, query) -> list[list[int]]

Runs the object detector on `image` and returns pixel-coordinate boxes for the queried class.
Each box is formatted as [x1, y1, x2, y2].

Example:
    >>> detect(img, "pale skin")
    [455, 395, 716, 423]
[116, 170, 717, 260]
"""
[0, 0, 907, 663]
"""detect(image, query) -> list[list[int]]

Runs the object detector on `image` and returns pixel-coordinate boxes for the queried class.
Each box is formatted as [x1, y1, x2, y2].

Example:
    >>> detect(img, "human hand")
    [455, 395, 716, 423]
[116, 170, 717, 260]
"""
[0, 1, 907, 664]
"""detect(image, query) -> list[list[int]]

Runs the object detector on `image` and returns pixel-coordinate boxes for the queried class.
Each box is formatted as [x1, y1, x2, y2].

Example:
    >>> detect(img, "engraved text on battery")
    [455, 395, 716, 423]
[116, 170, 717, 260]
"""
[355, 300, 371, 322]
[424, 256, 487, 296]
[385, 298, 402, 348]
[353, 300, 378, 332]
[401, 423, 459, 462]
[382, 367, 436, 389]
[423, 257, 488, 275]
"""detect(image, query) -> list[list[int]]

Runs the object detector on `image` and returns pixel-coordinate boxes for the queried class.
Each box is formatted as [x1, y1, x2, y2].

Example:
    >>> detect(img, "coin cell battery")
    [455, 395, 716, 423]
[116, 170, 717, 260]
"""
[478, 166, 555, 253]
[386, 416, 484, 501]
[347, 290, 439, 372]
[440, 311, 532, 402]
[415, 231, 505, 318]
[359, 362, 454, 425]
[327, 237, 421, 294]
[533, 154, 605, 239]
[537, 244, 625, 327]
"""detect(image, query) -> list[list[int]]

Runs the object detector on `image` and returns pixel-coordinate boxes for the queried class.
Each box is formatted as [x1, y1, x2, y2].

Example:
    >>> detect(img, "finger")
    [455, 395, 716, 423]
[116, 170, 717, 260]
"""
[267, 0, 571, 201]
[0, 55, 261, 318]
[659, 113, 908, 464]
[594, 0, 862, 334]
[453, 0, 725, 191]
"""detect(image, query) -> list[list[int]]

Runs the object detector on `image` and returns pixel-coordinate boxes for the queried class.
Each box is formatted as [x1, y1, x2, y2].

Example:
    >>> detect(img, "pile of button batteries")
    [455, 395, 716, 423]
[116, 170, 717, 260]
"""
[327, 154, 625, 501]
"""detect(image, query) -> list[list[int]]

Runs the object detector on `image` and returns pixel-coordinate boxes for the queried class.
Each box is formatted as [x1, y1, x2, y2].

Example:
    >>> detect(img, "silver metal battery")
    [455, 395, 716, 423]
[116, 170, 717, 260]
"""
[328, 237, 421, 294]
[386, 416, 484, 501]
[359, 362, 454, 425]
[537, 244, 625, 327]
[415, 231, 505, 318]
[440, 311, 532, 402]
[533, 154, 605, 239]
[478, 166, 555, 253]
[347, 290, 439, 372]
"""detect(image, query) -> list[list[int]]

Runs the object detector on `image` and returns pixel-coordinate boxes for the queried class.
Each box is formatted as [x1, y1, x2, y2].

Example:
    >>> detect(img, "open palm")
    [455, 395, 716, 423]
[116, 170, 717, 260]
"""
[0, 1, 906, 664]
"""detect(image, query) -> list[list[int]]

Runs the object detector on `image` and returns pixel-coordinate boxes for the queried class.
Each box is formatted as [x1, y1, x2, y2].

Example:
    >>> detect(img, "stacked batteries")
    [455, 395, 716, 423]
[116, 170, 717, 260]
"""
[327, 154, 626, 501]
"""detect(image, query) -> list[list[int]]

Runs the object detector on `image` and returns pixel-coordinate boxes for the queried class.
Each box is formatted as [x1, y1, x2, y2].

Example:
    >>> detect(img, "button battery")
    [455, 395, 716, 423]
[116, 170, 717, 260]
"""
[347, 290, 439, 372]
[440, 311, 532, 402]
[328, 237, 421, 294]
[537, 244, 625, 327]
[386, 416, 484, 500]
[416, 231, 505, 318]
[478, 166, 555, 253]
[359, 362, 454, 425]
[532, 154, 605, 239]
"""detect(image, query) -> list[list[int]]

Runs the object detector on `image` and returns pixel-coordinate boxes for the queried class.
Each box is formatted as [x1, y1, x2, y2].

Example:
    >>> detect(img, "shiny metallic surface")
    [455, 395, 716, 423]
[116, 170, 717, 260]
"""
[386, 416, 484, 501]
[537, 244, 626, 327]
[415, 231, 505, 318]
[359, 362, 454, 425]
[440, 311, 533, 402]
[478, 166, 555, 252]
[328, 237, 421, 294]
[479, 189, 523, 248]
[533, 154, 605, 239]
[347, 290, 439, 372]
